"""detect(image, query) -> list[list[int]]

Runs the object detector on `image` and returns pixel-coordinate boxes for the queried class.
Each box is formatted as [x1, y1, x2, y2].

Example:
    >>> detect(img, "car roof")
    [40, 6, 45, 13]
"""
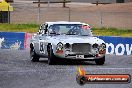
[46, 21, 83, 25]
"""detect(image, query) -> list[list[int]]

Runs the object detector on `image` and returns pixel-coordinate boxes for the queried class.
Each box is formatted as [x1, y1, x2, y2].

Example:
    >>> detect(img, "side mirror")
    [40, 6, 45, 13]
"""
[37, 32, 39, 35]
[33, 34, 37, 36]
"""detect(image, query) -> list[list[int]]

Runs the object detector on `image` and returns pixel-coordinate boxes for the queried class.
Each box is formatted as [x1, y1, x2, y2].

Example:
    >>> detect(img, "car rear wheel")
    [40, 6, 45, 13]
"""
[95, 56, 105, 65]
[47, 45, 56, 65]
[30, 47, 40, 62]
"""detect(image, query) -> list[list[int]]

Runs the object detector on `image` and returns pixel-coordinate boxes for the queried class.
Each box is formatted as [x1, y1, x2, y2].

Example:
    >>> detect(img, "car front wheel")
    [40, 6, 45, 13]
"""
[47, 45, 56, 65]
[30, 47, 40, 62]
[95, 56, 105, 65]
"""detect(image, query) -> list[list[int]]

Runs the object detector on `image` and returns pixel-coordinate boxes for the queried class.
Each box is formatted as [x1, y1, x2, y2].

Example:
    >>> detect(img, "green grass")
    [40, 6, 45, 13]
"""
[0, 23, 39, 33]
[0, 24, 132, 37]
[92, 27, 132, 37]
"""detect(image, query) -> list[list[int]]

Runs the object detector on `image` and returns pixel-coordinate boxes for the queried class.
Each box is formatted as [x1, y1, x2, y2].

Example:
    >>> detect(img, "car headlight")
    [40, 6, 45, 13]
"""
[99, 43, 106, 51]
[92, 43, 98, 48]
[56, 42, 63, 50]
[64, 43, 71, 49]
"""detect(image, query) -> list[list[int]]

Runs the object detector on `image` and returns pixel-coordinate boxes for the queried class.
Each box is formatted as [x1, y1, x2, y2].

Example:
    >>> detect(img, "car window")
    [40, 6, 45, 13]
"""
[48, 24, 92, 36]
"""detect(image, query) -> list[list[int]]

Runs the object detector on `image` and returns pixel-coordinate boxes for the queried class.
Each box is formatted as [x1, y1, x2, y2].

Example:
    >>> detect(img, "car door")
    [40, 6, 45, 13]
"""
[37, 23, 48, 56]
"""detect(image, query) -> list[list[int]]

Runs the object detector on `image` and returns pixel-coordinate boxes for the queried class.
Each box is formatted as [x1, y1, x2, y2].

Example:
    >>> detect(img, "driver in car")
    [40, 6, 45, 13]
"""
[49, 26, 60, 34]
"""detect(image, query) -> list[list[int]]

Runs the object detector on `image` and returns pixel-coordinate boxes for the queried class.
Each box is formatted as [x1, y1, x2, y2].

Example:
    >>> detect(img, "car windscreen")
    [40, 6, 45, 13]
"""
[48, 24, 93, 36]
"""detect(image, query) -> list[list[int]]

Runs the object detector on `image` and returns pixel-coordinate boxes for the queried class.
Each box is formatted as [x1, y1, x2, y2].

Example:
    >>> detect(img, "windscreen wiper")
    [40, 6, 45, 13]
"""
[50, 33, 60, 35]
[66, 33, 76, 35]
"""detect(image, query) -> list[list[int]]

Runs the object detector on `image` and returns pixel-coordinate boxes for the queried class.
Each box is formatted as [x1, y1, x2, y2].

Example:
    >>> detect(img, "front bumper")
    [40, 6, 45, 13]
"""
[54, 44, 106, 60]
[55, 52, 105, 60]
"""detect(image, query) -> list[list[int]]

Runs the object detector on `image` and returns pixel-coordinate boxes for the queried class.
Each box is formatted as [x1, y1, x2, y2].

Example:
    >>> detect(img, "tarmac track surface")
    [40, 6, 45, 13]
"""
[0, 49, 132, 88]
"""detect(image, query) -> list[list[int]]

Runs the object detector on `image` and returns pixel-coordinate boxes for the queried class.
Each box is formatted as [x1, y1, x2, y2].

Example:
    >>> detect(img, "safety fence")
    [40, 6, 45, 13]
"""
[9, 2, 132, 29]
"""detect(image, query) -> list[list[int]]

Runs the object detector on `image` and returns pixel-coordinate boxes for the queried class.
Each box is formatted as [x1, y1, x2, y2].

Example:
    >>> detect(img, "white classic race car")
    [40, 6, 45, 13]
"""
[30, 21, 106, 65]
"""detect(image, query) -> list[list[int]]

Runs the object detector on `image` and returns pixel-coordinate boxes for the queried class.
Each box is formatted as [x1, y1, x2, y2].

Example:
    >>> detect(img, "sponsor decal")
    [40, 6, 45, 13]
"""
[106, 43, 132, 55]
[0, 37, 22, 50]
[98, 36, 132, 55]
[0, 32, 25, 49]
[76, 67, 131, 85]
[39, 40, 49, 54]
[10, 41, 21, 50]
[39, 41, 46, 54]
[0, 38, 4, 48]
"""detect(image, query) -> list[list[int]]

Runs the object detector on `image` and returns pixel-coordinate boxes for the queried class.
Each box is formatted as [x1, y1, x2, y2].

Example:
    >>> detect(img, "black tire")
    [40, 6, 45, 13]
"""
[47, 45, 56, 65]
[30, 47, 40, 62]
[95, 56, 105, 65]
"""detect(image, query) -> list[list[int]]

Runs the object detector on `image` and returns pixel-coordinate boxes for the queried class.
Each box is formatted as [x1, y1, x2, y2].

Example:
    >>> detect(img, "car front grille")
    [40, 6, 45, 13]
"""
[72, 43, 91, 54]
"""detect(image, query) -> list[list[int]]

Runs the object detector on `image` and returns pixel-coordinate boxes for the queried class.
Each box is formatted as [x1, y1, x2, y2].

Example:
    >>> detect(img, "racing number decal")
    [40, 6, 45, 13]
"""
[39, 42, 45, 54]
